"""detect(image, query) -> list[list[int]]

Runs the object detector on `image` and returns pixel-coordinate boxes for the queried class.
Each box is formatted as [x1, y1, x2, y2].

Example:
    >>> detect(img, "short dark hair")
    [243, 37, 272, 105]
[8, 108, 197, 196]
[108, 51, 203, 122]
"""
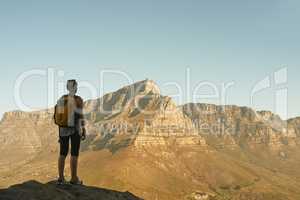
[67, 79, 77, 90]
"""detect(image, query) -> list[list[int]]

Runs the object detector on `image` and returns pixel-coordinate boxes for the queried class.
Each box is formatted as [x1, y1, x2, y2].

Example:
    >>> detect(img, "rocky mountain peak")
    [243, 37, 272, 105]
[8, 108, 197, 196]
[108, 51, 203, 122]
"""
[131, 79, 160, 95]
[83, 79, 161, 119]
[256, 110, 282, 121]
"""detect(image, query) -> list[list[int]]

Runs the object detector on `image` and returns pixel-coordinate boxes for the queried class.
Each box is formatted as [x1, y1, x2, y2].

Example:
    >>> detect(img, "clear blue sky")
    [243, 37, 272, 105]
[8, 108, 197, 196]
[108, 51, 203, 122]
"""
[0, 0, 299, 119]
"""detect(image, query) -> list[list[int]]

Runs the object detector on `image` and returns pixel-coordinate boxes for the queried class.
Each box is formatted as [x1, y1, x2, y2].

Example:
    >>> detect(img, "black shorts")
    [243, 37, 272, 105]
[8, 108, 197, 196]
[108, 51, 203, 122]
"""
[59, 131, 81, 157]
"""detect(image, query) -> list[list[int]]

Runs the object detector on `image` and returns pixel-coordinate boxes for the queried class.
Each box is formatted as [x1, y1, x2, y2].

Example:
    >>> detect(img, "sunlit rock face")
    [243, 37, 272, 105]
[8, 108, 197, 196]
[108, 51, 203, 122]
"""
[181, 103, 299, 150]
[80, 79, 206, 148]
[1, 79, 300, 168]
[0, 109, 57, 173]
[0, 109, 56, 152]
[83, 79, 161, 121]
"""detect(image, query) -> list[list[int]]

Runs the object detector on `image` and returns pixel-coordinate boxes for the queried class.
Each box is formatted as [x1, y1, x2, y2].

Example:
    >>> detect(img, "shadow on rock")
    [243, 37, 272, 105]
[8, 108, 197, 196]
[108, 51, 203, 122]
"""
[0, 180, 143, 200]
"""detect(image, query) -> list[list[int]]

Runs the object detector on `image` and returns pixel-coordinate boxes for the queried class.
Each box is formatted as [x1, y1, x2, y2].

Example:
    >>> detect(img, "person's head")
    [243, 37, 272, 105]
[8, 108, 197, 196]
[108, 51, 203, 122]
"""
[67, 79, 78, 95]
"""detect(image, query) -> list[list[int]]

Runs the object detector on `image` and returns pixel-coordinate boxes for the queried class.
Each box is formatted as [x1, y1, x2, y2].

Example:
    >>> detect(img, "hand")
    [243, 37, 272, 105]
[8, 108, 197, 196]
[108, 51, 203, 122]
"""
[81, 127, 86, 141]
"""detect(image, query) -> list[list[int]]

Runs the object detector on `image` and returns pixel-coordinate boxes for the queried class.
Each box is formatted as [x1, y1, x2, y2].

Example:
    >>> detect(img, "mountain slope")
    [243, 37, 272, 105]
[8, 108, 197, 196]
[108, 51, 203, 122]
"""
[1, 79, 300, 200]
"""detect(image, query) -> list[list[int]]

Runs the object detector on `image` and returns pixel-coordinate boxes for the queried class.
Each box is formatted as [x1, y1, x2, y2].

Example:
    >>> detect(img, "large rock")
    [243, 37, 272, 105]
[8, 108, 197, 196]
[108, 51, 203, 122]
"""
[0, 180, 142, 200]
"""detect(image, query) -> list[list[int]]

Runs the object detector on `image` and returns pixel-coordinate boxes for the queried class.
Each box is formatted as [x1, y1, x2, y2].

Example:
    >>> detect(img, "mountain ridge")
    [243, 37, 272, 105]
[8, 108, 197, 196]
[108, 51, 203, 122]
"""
[0, 78, 293, 122]
[1, 79, 299, 150]
[1, 79, 300, 199]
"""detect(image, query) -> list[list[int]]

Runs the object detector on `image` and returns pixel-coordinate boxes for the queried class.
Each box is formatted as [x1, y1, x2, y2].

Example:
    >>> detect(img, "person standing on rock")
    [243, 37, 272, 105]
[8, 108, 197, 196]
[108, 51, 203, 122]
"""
[54, 79, 86, 185]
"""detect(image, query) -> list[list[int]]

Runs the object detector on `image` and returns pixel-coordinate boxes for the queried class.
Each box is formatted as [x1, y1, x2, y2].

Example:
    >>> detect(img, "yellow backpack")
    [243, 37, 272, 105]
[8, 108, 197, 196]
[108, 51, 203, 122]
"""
[54, 95, 82, 127]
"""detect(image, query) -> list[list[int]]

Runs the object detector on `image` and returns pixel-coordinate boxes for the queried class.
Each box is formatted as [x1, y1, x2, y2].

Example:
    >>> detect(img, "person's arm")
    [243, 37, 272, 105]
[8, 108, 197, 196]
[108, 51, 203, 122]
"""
[77, 97, 86, 140]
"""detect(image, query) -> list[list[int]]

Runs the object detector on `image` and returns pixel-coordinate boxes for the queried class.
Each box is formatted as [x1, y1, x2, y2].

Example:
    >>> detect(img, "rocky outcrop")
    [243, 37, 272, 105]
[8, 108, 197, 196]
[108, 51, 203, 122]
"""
[287, 117, 300, 136]
[0, 180, 142, 200]
[181, 103, 299, 150]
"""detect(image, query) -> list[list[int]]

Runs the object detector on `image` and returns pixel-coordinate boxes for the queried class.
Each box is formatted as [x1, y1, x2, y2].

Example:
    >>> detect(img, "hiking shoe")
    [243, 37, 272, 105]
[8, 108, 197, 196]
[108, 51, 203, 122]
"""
[69, 179, 83, 185]
[57, 178, 68, 185]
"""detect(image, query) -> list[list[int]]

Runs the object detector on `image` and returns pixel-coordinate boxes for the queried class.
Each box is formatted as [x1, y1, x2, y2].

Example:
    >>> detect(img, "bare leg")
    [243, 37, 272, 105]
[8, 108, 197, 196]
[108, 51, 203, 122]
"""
[70, 156, 79, 181]
[58, 155, 66, 180]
